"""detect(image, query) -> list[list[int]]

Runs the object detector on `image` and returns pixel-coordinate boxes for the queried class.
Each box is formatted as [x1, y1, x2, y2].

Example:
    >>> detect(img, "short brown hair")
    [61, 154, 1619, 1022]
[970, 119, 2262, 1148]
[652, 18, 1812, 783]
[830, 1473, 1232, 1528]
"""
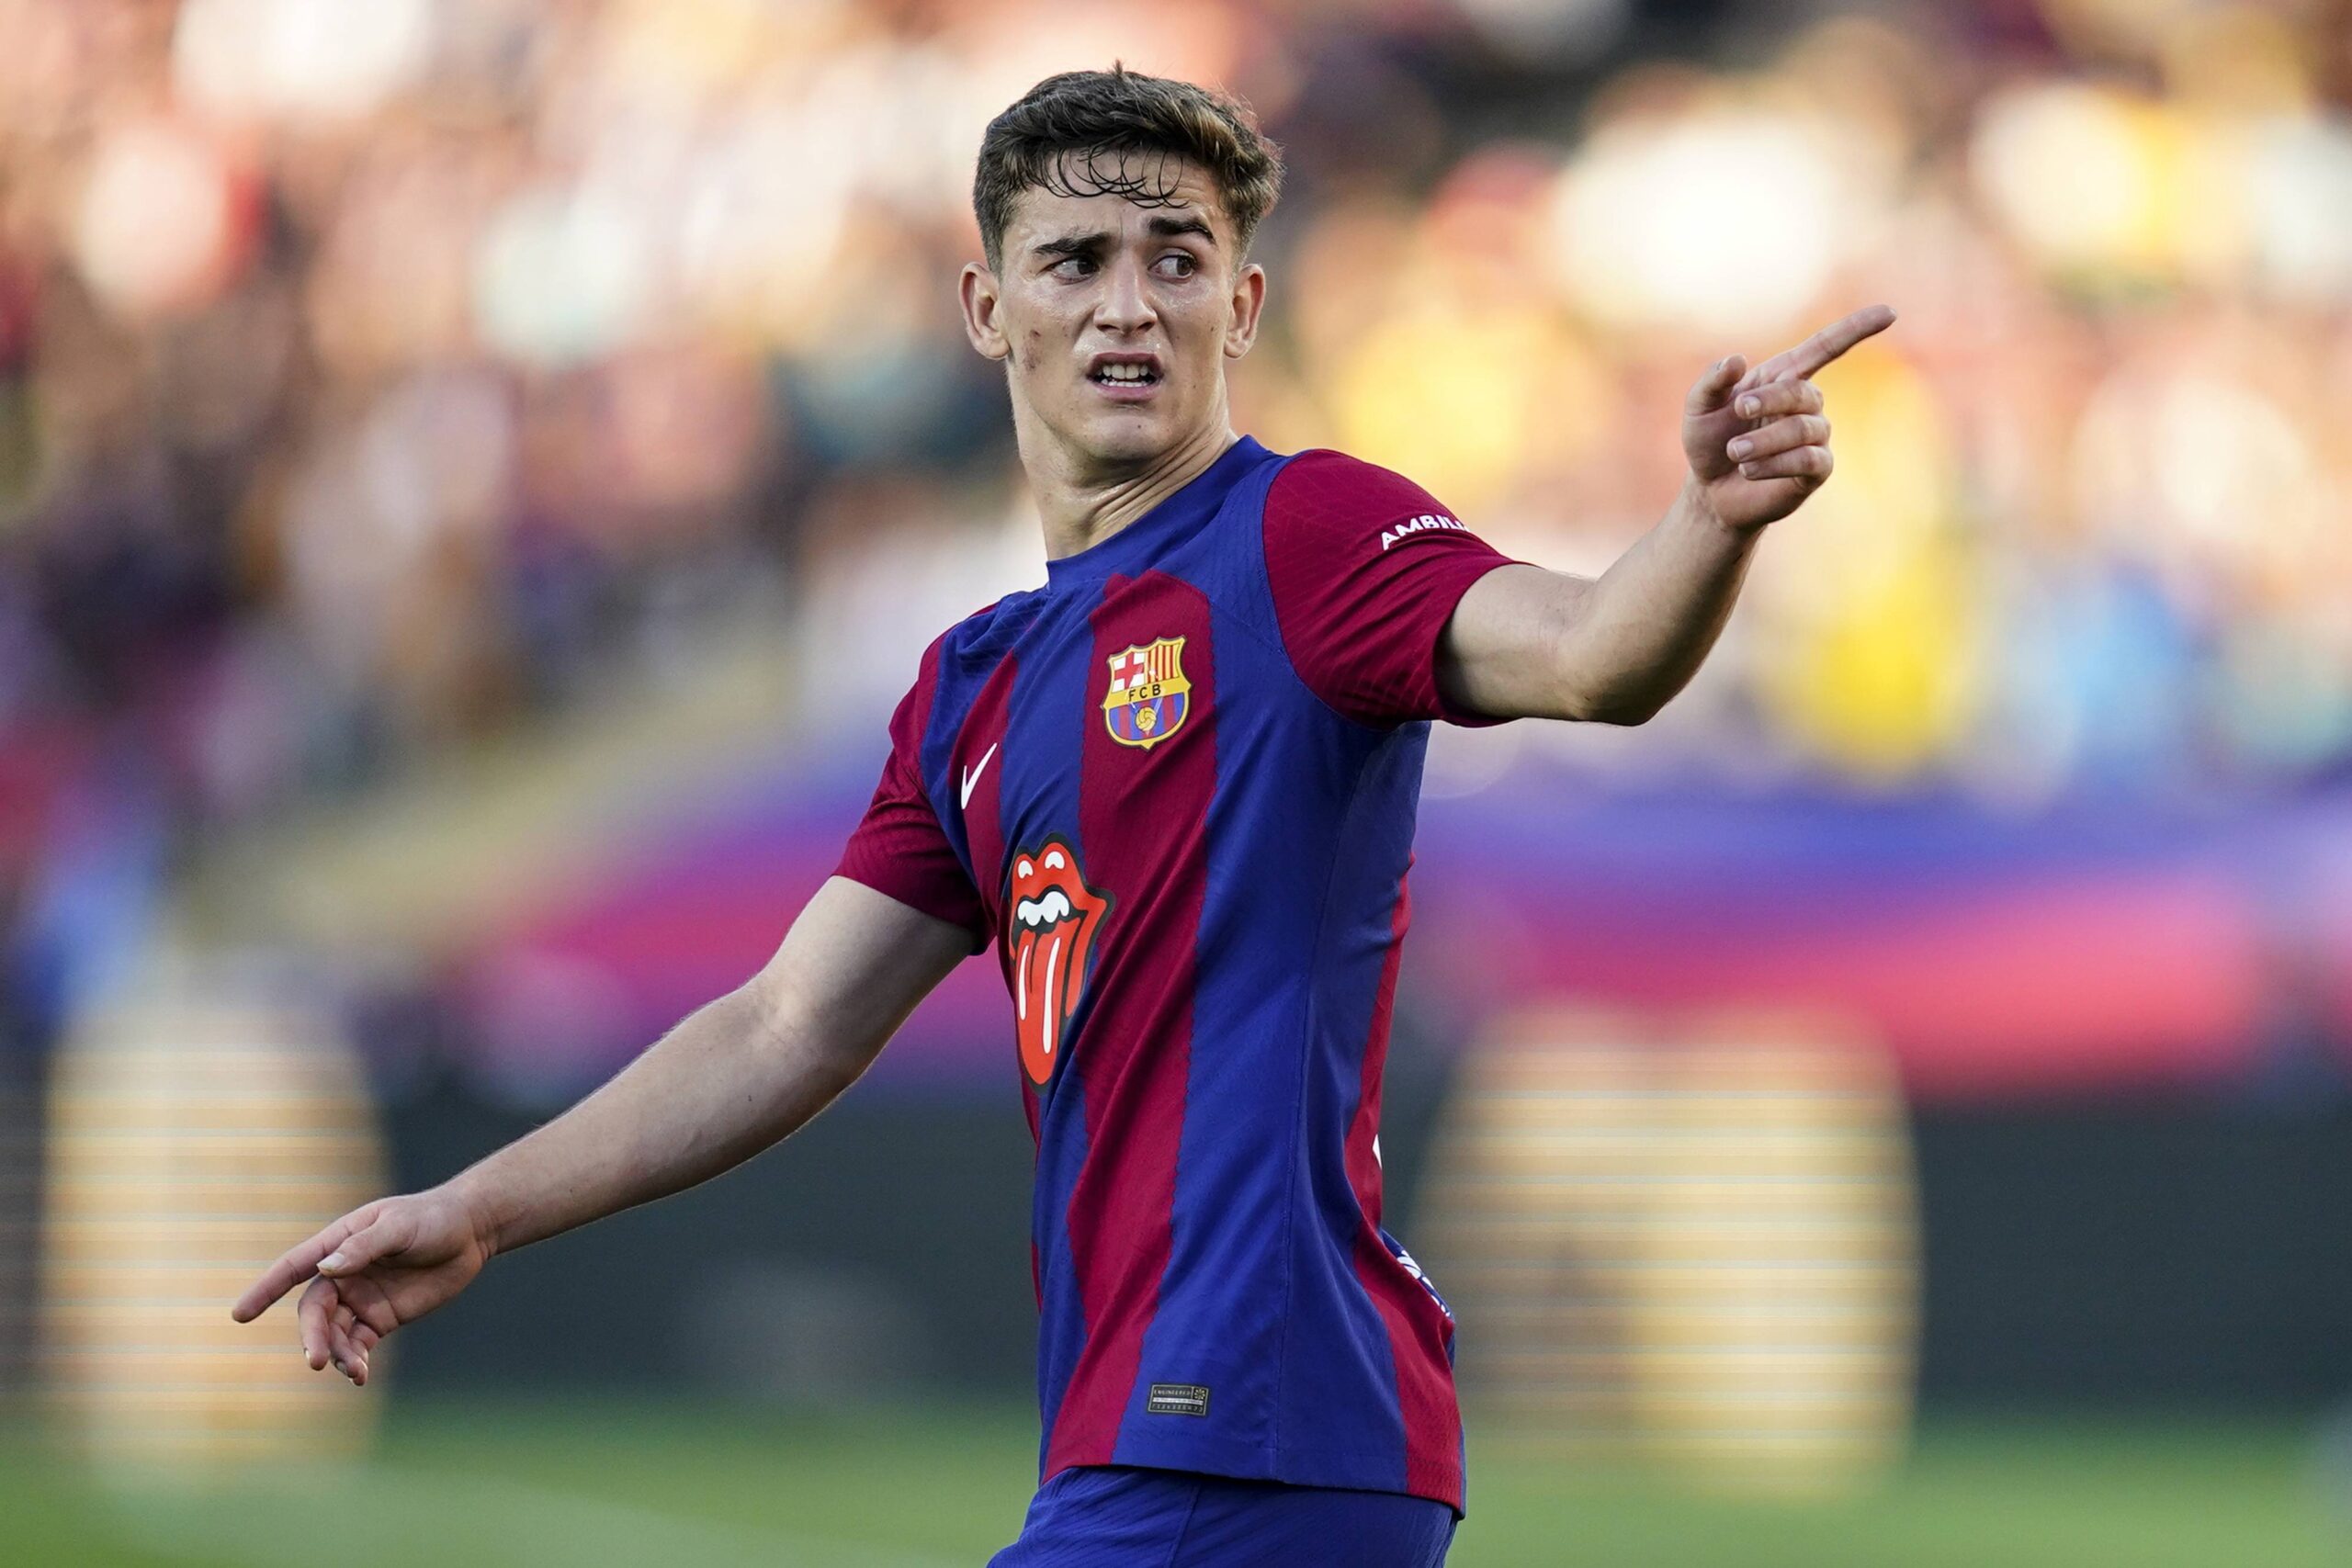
[973, 66, 1284, 273]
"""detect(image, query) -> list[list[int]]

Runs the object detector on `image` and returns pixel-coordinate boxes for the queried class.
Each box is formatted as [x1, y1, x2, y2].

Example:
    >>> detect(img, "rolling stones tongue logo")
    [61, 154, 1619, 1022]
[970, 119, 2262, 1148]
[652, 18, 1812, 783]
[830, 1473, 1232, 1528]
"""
[1006, 836, 1110, 1087]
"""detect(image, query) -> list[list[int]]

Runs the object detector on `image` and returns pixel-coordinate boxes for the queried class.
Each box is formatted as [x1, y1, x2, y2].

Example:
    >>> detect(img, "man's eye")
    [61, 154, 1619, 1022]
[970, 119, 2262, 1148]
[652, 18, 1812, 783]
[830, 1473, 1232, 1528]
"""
[1155, 253, 1197, 278]
[1050, 255, 1094, 277]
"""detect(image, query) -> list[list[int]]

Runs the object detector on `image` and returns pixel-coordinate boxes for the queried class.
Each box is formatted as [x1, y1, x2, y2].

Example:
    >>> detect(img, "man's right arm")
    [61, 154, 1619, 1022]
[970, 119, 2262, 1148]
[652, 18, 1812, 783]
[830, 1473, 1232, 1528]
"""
[229, 874, 976, 1382]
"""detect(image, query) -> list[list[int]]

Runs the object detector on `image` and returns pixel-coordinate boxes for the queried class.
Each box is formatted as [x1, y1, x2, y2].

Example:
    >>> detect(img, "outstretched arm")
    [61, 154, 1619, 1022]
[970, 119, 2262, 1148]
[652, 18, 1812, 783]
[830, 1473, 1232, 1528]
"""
[1438, 304, 1895, 725]
[230, 875, 975, 1383]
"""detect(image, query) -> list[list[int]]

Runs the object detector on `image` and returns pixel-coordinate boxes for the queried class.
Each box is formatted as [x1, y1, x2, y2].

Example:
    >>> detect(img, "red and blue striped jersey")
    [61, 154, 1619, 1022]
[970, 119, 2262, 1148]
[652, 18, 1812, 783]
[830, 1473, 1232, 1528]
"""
[834, 435, 1520, 1516]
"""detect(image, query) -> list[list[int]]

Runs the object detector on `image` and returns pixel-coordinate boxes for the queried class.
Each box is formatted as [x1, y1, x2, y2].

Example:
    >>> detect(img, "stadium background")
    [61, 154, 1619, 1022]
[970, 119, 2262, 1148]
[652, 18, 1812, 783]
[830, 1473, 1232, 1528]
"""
[3, 0, 2350, 1562]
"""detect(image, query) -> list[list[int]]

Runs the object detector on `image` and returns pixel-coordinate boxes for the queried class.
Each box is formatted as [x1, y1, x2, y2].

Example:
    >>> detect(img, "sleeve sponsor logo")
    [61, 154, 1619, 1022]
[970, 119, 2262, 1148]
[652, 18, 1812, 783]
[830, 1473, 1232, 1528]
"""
[1378, 513, 1471, 550]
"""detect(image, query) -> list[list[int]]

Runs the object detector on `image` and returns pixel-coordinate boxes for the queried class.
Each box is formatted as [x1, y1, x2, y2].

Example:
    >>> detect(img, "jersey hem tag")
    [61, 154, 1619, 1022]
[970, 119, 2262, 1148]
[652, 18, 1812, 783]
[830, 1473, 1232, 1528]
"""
[1146, 1383, 1210, 1417]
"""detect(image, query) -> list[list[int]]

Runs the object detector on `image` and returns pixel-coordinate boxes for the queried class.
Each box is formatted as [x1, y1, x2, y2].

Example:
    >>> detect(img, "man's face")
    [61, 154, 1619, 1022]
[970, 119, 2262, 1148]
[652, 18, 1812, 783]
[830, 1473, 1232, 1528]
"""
[962, 153, 1264, 468]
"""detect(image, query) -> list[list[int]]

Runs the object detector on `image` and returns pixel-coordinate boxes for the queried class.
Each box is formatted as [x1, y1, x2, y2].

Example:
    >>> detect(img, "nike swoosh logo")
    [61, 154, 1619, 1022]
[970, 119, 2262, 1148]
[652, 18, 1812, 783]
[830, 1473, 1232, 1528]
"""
[960, 743, 998, 810]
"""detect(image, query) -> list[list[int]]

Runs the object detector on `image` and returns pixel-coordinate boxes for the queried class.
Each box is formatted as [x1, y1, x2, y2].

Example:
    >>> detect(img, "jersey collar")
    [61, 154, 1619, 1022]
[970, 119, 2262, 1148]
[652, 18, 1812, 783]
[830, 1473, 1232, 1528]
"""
[1044, 434, 1269, 593]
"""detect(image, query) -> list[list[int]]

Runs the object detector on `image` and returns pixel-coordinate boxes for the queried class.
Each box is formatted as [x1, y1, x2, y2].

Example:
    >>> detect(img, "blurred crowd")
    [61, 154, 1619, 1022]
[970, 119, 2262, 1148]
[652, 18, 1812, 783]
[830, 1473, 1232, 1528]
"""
[5, 0, 2352, 1047]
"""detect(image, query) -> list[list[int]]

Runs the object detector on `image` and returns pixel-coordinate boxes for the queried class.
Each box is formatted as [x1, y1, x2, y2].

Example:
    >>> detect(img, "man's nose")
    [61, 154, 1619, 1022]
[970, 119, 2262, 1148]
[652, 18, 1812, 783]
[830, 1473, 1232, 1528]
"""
[1094, 254, 1157, 333]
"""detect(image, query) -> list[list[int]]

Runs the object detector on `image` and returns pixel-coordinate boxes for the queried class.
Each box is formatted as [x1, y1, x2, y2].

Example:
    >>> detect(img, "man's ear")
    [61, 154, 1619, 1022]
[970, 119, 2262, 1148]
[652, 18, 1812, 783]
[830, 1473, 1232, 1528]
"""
[960, 262, 1010, 362]
[1224, 262, 1267, 359]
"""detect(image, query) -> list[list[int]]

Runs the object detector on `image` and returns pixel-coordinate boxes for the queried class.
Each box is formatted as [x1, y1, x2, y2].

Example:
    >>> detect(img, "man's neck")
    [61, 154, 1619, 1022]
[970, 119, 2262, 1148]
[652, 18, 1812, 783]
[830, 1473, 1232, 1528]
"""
[1025, 420, 1238, 563]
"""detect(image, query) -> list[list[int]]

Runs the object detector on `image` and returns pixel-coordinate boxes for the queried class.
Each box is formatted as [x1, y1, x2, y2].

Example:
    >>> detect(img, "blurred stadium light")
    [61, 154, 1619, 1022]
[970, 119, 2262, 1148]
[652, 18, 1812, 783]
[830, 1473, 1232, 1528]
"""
[40, 950, 383, 1470]
[1420, 1008, 1915, 1497]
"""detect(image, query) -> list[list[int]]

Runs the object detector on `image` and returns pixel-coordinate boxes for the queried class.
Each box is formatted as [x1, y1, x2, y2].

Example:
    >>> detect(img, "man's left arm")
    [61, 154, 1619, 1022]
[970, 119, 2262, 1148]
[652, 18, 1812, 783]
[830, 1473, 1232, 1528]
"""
[1438, 304, 1895, 726]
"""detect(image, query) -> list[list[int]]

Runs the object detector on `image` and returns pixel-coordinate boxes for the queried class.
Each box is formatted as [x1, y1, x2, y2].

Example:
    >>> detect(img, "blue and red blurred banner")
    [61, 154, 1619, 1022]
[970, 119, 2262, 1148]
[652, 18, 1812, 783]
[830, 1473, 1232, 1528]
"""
[451, 753, 2352, 1105]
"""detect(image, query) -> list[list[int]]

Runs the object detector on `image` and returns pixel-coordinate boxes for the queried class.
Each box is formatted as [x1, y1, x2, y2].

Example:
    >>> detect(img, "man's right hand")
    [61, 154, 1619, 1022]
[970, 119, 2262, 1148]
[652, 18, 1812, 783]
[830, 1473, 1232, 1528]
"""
[230, 1186, 495, 1386]
[222, 876, 976, 1388]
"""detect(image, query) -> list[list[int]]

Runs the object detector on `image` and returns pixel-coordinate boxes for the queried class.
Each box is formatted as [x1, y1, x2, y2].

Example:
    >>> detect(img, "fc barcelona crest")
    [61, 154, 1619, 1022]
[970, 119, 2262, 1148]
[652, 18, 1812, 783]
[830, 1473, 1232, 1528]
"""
[1102, 637, 1193, 750]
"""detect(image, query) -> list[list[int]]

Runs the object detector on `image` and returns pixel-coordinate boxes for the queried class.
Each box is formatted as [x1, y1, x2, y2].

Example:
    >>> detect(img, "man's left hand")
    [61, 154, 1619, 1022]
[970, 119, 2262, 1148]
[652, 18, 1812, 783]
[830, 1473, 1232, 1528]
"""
[1681, 303, 1895, 533]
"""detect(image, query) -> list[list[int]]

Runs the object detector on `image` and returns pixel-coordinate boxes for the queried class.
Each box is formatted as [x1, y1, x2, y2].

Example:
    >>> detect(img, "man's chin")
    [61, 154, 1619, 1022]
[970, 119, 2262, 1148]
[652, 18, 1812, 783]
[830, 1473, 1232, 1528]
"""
[1069, 408, 1185, 467]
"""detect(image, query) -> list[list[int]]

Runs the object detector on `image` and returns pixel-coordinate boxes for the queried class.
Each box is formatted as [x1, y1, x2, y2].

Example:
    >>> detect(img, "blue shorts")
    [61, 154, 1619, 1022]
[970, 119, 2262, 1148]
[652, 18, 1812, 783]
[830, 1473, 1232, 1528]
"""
[988, 1464, 1458, 1567]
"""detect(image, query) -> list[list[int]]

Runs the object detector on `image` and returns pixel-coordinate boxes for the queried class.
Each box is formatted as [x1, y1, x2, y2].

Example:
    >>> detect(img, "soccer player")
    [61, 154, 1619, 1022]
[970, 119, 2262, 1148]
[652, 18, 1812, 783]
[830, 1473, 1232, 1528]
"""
[232, 67, 1888, 1565]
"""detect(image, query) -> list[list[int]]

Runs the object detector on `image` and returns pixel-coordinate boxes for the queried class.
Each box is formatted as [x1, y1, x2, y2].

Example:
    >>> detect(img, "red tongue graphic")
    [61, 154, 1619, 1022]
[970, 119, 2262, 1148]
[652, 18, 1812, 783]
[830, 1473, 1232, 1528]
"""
[1014, 922, 1072, 1080]
[1005, 837, 1110, 1088]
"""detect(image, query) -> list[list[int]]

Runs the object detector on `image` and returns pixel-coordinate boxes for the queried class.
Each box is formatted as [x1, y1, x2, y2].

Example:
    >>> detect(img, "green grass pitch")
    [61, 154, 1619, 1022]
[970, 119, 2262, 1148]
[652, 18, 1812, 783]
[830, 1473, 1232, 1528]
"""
[3, 1400, 2344, 1566]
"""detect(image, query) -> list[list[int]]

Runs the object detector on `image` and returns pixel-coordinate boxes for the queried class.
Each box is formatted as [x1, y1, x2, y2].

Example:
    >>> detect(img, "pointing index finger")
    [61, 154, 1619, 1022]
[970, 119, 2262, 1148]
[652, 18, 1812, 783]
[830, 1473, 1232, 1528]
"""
[230, 1213, 362, 1323]
[1770, 303, 1896, 382]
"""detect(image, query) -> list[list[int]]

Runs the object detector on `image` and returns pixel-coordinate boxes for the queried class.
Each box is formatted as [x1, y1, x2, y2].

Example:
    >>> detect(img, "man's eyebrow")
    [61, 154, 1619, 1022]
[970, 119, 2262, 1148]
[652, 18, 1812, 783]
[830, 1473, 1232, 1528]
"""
[1147, 214, 1217, 246]
[1030, 216, 1217, 258]
[1033, 231, 1111, 258]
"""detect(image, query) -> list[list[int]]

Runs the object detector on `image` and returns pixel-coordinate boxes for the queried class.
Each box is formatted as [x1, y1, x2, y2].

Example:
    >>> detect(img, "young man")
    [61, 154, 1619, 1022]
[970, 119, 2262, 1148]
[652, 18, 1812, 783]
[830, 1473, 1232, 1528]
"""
[232, 68, 1890, 1565]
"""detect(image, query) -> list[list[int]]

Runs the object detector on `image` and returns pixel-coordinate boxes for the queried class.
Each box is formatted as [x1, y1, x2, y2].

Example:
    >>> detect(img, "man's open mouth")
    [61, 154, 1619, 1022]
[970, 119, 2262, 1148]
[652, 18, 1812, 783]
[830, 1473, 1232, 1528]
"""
[1088, 354, 1162, 390]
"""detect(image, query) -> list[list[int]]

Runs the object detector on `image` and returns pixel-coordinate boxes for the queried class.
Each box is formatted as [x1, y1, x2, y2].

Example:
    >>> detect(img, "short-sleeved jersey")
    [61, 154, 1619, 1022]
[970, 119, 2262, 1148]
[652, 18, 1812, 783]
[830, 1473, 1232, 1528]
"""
[834, 435, 1521, 1516]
